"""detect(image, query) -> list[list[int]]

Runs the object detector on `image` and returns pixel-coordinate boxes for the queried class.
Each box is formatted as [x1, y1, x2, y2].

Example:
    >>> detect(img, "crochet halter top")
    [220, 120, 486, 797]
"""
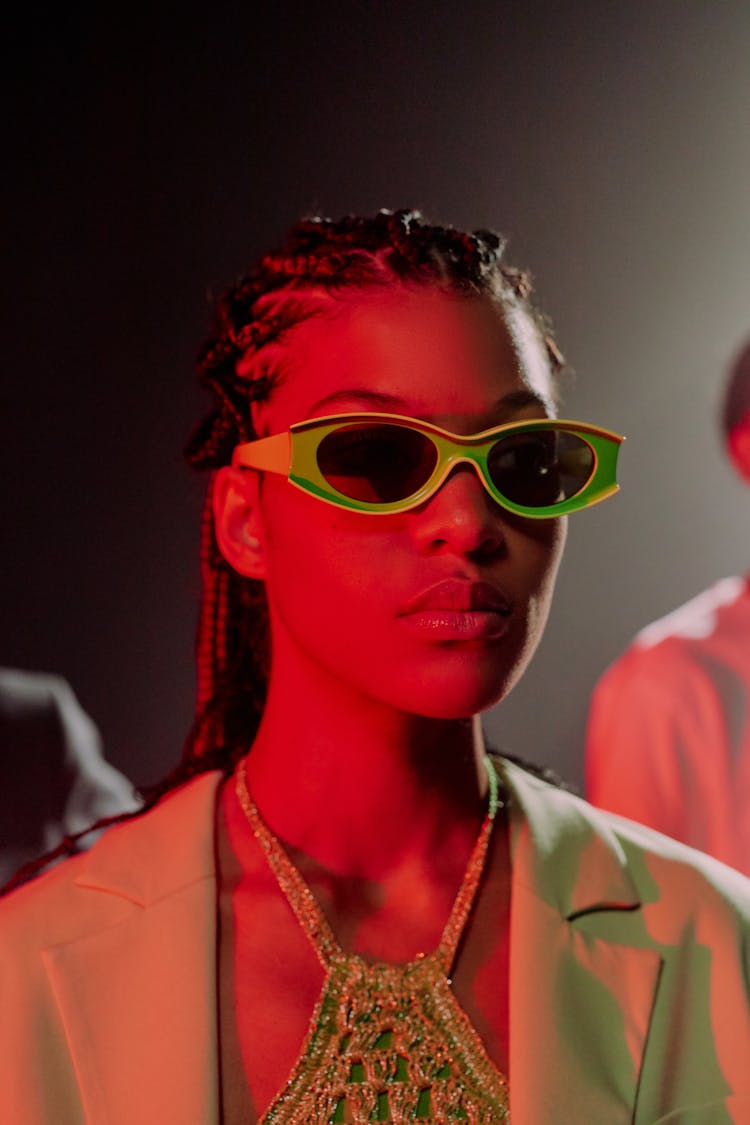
[235, 758, 510, 1124]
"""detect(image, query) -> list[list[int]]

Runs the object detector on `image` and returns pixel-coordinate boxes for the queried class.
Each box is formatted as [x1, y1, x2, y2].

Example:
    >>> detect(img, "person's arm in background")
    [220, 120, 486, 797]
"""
[51, 673, 142, 844]
[585, 643, 735, 860]
[0, 668, 141, 884]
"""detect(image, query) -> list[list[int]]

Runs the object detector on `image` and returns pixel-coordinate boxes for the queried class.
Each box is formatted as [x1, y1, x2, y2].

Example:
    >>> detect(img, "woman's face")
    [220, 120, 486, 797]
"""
[245, 286, 567, 719]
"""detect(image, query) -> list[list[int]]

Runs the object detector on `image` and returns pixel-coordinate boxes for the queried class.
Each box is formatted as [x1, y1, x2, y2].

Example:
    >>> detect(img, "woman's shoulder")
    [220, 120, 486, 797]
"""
[495, 752, 750, 926]
[0, 769, 224, 952]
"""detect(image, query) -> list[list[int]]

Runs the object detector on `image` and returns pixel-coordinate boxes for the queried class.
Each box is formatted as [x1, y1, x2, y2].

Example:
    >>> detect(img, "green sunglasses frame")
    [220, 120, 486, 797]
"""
[231, 412, 624, 518]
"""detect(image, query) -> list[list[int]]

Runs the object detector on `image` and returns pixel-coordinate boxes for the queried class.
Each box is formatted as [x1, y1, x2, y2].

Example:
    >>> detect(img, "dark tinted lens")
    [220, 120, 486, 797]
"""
[316, 422, 438, 503]
[487, 429, 594, 507]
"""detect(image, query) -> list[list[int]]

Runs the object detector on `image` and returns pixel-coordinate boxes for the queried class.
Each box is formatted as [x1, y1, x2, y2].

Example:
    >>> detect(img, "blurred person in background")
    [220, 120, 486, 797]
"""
[0, 667, 141, 886]
[586, 339, 750, 876]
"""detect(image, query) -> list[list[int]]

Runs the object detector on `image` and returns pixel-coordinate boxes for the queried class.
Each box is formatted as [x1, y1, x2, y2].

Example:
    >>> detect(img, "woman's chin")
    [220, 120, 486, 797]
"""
[380, 647, 537, 720]
[385, 672, 516, 722]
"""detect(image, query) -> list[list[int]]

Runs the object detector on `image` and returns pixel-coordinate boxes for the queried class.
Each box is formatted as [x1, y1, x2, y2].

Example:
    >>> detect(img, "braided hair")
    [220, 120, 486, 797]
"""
[1, 209, 565, 893]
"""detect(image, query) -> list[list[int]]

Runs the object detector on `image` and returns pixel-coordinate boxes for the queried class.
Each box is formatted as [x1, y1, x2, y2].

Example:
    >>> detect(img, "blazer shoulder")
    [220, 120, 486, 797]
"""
[589, 797, 750, 924]
[499, 755, 750, 930]
[0, 770, 223, 952]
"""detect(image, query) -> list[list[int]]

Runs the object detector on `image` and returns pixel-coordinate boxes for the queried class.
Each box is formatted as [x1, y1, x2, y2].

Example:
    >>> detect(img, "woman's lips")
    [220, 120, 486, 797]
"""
[399, 609, 511, 641]
[398, 580, 512, 641]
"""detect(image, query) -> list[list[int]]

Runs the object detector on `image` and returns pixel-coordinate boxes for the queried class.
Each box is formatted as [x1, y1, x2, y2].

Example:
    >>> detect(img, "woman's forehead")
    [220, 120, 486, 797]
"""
[253, 287, 555, 428]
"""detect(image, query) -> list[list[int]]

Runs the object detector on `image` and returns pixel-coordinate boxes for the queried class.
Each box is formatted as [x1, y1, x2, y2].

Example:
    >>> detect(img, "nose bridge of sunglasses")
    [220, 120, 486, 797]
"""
[429, 448, 495, 498]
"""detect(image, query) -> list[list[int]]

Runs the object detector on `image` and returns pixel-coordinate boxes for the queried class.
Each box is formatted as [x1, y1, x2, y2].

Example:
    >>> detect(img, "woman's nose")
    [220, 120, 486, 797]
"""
[411, 465, 506, 558]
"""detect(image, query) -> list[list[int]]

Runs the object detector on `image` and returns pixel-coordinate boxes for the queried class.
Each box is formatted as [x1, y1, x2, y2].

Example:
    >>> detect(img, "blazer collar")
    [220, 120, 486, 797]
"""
[498, 756, 642, 919]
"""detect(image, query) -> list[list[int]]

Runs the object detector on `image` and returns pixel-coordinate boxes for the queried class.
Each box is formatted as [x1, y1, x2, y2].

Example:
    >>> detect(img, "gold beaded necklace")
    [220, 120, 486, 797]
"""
[235, 756, 510, 1124]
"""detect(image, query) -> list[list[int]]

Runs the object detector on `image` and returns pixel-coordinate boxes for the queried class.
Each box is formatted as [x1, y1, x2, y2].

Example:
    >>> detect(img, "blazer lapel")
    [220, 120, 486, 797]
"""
[500, 760, 664, 1125]
[42, 773, 223, 1125]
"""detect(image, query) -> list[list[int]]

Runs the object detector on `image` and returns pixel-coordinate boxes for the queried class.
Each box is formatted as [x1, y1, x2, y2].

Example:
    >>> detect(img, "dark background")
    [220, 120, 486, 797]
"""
[2, 2, 749, 790]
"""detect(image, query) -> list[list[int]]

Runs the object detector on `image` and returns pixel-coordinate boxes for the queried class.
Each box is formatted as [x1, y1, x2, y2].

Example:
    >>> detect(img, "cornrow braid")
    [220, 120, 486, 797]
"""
[2, 210, 567, 891]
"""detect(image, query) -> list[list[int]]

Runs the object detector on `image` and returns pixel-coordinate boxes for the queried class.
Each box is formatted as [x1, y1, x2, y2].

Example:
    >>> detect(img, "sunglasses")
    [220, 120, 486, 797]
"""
[232, 412, 624, 518]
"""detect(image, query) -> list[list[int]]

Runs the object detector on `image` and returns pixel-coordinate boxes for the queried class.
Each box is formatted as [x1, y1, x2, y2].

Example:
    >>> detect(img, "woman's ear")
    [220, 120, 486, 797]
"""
[212, 467, 267, 579]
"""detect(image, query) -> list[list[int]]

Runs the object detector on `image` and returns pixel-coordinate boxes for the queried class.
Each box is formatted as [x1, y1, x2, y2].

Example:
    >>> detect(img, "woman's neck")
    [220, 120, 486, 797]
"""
[243, 664, 489, 882]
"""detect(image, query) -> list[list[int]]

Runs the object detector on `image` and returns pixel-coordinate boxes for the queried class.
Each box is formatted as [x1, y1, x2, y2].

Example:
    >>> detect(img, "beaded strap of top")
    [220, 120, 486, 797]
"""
[235, 756, 509, 1124]
[236, 754, 500, 974]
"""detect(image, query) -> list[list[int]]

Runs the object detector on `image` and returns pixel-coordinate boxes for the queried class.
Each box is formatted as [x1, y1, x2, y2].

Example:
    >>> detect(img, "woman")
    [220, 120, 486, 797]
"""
[2, 210, 749, 1124]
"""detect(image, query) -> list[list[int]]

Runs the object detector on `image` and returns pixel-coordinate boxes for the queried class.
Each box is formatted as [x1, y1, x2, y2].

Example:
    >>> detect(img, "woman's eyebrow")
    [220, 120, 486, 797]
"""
[308, 389, 408, 412]
[307, 387, 551, 416]
[494, 389, 552, 417]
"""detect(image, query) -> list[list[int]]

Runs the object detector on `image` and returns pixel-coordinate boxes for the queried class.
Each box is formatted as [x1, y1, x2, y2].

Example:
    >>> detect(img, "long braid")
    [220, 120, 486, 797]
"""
[2, 209, 566, 894]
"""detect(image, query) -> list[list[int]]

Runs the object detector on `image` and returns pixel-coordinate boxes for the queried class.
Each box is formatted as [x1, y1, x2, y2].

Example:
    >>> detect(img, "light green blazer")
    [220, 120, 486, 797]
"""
[2, 758, 750, 1123]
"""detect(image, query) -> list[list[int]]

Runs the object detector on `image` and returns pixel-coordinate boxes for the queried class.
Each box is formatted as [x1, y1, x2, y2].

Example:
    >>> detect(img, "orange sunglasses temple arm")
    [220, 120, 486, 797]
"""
[232, 432, 292, 475]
